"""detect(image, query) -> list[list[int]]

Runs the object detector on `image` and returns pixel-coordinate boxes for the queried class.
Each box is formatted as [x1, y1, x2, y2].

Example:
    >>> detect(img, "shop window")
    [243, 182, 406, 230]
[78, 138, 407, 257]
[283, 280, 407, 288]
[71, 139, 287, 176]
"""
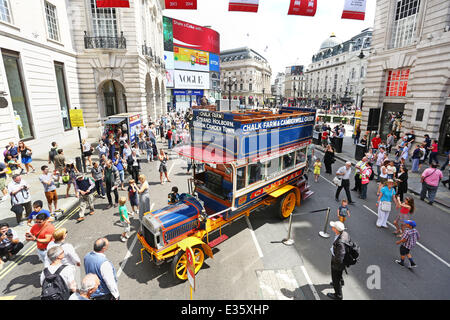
[54, 63, 71, 131]
[236, 167, 246, 190]
[386, 69, 409, 97]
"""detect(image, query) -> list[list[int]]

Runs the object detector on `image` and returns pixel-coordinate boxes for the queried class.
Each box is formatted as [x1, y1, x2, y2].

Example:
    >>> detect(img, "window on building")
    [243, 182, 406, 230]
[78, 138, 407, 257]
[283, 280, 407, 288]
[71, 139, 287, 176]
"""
[90, 0, 118, 38]
[249, 83, 253, 91]
[0, 0, 11, 23]
[390, 0, 421, 49]
[240, 83, 243, 91]
[361, 66, 365, 78]
[45, 1, 60, 41]
[333, 74, 338, 92]
[2, 51, 33, 139]
[54, 63, 71, 131]
[386, 69, 410, 97]
[415, 108, 424, 122]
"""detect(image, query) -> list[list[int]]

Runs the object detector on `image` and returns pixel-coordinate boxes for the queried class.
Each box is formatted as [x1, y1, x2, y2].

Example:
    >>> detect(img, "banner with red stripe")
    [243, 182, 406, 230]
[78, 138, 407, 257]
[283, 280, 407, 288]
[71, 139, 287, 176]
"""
[288, 0, 317, 16]
[96, 0, 130, 8]
[165, 0, 197, 10]
[341, 0, 367, 20]
[229, 0, 259, 12]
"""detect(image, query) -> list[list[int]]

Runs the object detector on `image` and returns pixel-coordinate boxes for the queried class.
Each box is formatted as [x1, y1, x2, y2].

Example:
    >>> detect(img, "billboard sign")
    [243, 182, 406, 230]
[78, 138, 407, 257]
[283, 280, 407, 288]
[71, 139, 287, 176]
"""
[172, 18, 220, 55]
[209, 54, 220, 72]
[164, 51, 175, 70]
[174, 70, 210, 90]
[165, 69, 174, 88]
[163, 16, 174, 52]
[174, 46, 209, 72]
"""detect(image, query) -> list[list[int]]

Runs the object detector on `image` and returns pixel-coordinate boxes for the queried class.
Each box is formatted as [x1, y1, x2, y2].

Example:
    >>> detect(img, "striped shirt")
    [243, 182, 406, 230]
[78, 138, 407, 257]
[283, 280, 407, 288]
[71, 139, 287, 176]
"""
[401, 229, 420, 250]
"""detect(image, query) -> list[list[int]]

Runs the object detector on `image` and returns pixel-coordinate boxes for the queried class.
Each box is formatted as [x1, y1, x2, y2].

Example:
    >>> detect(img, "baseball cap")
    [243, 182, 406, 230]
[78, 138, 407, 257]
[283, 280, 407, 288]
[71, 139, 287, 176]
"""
[403, 220, 416, 228]
[330, 221, 346, 232]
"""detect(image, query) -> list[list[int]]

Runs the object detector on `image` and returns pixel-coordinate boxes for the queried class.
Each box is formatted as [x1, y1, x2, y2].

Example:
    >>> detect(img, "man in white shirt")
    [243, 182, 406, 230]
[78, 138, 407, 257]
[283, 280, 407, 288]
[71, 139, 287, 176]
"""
[335, 162, 355, 204]
[375, 147, 386, 182]
[40, 246, 77, 296]
[69, 274, 100, 300]
[8, 174, 32, 225]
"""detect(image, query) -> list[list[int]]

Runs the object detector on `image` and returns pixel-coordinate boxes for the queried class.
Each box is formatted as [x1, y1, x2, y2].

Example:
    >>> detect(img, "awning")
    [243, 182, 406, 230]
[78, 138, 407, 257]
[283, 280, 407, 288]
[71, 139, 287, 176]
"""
[174, 145, 235, 164]
[104, 117, 126, 125]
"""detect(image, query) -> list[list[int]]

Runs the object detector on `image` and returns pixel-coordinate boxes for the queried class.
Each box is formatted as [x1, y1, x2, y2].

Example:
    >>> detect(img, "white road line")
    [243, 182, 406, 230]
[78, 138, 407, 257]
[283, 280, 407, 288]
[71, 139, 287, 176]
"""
[300, 265, 320, 300]
[320, 174, 336, 186]
[363, 205, 450, 269]
[245, 216, 264, 258]
[117, 202, 155, 278]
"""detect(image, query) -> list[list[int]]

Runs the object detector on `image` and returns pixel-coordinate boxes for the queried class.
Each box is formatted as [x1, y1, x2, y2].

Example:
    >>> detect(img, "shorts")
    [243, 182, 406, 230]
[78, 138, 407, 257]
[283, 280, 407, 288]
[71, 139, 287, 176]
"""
[129, 195, 138, 207]
[45, 190, 58, 204]
[122, 221, 130, 233]
[21, 156, 32, 164]
[400, 245, 410, 256]
[338, 216, 347, 223]
[0, 177, 6, 190]
[159, 164, 167, 173]
[83, 151, 92, 157]
[119, 170, 125, 182]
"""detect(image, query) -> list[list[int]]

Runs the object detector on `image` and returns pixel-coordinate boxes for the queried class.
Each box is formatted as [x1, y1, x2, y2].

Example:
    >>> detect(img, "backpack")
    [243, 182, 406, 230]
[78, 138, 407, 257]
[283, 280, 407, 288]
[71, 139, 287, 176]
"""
[41, 265, 70, 300]
[343, 240, 360, 267]
[49, 148, 57, 161]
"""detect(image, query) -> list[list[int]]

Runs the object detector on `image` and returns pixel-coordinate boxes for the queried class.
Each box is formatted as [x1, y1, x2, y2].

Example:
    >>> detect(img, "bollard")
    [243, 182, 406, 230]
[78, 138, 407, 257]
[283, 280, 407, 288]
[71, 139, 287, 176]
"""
[319, 207, 331, 238]
[282, 212, 295, 246]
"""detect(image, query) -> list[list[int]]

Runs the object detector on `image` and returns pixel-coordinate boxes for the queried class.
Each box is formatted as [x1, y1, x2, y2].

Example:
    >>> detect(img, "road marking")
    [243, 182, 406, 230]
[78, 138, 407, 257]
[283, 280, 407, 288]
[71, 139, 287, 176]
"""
[300, 265, 320, 300]
[320, 174, 336, 186]
[117, 202, 155, 278]
[245, 216, 264, 258]
[0, 296, 16, 300]
[363, 205, 450, 269]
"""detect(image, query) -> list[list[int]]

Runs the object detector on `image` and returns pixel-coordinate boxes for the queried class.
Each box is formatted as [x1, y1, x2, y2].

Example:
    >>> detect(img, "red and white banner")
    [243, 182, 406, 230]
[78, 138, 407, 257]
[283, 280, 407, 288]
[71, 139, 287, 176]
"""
[165, 0, 197, 10]
[96, 0, 129, 8]
[229, 0, 259, 12]
[288, 0, 317, 16]
[341, 0, 367, 20]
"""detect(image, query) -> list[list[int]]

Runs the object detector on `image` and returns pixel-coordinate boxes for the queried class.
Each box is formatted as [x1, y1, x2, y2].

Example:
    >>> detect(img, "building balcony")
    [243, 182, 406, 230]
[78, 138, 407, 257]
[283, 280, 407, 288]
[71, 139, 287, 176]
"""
[84, 31, 126, 49]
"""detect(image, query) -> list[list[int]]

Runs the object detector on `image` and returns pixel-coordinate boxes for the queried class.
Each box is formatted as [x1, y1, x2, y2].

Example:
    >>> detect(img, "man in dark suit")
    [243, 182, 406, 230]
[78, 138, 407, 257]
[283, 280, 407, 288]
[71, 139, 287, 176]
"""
[127, 150, 141, 182]
[328, 221, 350, 300]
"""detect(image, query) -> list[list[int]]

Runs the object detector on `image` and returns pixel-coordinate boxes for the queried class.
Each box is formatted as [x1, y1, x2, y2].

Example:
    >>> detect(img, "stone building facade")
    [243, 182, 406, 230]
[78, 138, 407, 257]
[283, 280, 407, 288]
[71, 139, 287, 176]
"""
[284, 65, 306, 106]
[362, 0, 450, 152]
[220, 47, 272, 107]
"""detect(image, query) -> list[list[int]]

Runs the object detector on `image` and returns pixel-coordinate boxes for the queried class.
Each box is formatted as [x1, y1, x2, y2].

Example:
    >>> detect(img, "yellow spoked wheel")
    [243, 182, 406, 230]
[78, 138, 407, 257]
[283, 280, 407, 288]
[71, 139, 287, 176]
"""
[279, 191, 297, 219]
[172, 246, 205, 281]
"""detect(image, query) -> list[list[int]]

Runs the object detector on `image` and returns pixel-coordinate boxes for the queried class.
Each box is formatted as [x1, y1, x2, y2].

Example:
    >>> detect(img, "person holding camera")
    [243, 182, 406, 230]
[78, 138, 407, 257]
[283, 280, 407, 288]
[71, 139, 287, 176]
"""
[0, 223, 24, 267]
[168, 186, 180, 205]
[7, 174, 32, 225]
[25, 212, 54, 264]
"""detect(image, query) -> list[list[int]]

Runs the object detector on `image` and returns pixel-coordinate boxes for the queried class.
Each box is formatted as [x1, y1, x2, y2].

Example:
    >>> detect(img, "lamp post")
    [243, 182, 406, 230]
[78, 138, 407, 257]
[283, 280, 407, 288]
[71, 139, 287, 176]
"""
[224, 77, 237, 111]
[262, 88, 265, 108]
[293, 84, 296, 107]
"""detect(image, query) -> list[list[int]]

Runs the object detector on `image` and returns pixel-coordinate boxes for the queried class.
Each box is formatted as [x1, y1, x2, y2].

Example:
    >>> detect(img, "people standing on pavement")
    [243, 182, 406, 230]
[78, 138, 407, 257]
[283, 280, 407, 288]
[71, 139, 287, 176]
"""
[81, 139, 93, 169]
[386, 160, 397, 180]
[395, 165, 409, 202]
[420, 162, 443, 206]
[353, 124, 361, 145]
[337, 200, 350, 223]
[8, 174, 32, 225]
[40, 246, 77, 299]
[25, 212, 54, 263]
[107, 134, 116, 161]
[374, 147, 386, 182]
[48, 142, 58, 166]
[0, 160, 8, 202]
[64, 162, 79, 198]
[352, 157, 367, 195]
[75, 173, 95, 222]
[53, 149, 66, 175]
[46, 227, 81, 269]
[83, 238, 119, 300]
[104, 160, 120, 209]
[5, 142, 19, 162]
[96, 141, 109, 160]
[376, 179, 400, 228]
[113, 152, 126, 191]
[127, 179, 138, 216]
[91, 162, 105, 199]
[17, 140, 35, 174]
[359, 163, 372, 200]
[0, 222, 24, 265]
[137, 174, 150, 230]
[69, 274, 100, 300]
[386, 133, 395, 154]
[411, 144, 422, 173]
[313, 158, 321, 182]
[327, 221, 350, 300]
[27, 200, 52, 227]
[393, 197, 414, 236]
[118, 197, 131, 242]
[335, 162, 354, 204]
[166, 127, 173, 149]
[323, 144, 335, 174]
[371, 134, 382, 154]
[359, 134, 368, 150]
[395, 220, 419, 269]
[377, 160, 390, 195]
[158, 149, 171, 184]
[428, 139, 439, 165]
[145, 137, 153, 162]
[423, 134, 431, 161]
[39, 165, 59, 216]
[127, 150, 141, 183]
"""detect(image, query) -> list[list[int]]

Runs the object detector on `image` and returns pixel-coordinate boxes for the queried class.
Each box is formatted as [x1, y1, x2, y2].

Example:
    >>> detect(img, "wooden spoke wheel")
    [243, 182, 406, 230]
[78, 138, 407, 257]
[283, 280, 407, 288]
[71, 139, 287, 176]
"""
[171, 245, 205, 281]
[279, 191, 297, 219]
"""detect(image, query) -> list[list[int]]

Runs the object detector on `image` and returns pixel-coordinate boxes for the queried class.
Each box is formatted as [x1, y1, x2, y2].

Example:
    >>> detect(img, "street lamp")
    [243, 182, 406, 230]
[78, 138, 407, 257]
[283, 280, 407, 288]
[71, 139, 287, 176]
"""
[293, 84, 296, 107]
[224, 77, 237, 111]
[262, 88, 265, 108]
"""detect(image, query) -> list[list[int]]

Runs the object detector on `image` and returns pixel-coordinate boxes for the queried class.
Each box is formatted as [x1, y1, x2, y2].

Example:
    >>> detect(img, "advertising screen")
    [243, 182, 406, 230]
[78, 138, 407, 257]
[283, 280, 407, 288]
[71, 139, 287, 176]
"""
[172, 18, 220, 55]
[163, 16, 174, 51]
[174, 70, 210, 90]
[164, 51, 175, 70]
[165, 69, 174, 88]
[209, 54, 220, 72]
[174, 46, 209, 72]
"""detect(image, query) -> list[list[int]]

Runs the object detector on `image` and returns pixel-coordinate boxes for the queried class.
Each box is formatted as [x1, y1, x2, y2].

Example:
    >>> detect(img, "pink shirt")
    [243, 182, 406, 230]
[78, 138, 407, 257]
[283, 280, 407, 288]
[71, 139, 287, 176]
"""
[431, 143, 438, 153]
[421, 168, 443, 187]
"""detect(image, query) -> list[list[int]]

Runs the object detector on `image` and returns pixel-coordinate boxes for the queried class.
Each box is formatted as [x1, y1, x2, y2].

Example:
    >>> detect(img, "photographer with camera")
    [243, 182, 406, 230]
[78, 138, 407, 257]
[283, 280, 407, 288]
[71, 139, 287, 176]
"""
[168, 186, 180, 205]
[0, 223, 24, 268]
[7, 174, 32, 225]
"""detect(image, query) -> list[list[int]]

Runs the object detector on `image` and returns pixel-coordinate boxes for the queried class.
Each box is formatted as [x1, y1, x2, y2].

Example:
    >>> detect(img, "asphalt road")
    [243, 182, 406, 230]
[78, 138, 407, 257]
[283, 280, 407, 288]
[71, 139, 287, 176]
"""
[0, 143, 449, 300]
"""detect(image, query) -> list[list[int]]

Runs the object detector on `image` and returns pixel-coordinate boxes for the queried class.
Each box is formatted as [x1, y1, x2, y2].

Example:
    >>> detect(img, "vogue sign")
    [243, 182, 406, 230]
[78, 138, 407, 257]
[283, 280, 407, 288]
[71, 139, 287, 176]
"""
[174, 70, 210, 90]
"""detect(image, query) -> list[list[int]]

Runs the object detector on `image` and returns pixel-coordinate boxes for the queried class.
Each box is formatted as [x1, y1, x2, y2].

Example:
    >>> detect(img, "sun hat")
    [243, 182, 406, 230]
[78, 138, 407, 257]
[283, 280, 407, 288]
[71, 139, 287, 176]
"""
[330, 221, 346, 232]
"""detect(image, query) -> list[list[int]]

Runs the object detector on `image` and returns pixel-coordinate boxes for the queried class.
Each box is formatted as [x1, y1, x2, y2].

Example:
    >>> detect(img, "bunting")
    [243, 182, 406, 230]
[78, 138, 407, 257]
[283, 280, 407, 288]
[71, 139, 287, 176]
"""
[229, 0, 259, 13]
[165, 0, 197, 10]
[341, 0, 367, 20]
[96, 0, 130, 8]
[288, 0, 317, 17]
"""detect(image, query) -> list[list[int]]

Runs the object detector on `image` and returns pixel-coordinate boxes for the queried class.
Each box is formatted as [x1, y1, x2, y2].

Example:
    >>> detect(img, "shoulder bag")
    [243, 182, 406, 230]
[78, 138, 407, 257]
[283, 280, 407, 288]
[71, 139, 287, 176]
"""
[333, 176, 342, 187]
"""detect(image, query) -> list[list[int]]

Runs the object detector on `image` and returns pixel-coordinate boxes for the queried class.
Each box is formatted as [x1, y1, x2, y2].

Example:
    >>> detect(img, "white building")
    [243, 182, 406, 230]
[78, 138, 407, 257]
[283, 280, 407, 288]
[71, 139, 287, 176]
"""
[305, 29, 372, 108]
[273, 72, 285, 105]
[284, 65, 306, 106]
[0, 0, 82, 151]
[362, 0, 450, 152]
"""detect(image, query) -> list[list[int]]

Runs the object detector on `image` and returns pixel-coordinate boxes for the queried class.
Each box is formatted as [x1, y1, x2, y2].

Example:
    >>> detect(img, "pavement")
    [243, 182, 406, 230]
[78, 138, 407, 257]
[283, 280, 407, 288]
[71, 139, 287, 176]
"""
[315, 131, 450, 209]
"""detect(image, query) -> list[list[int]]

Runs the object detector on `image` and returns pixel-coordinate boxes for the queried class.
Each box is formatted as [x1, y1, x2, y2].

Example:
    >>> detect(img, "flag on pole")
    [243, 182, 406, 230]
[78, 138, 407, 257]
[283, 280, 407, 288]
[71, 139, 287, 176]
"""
[288, 0, 317, 16]
[341, 0, 367, 20]
[229, 0, 259, 12]
[165, 0, 197, 10]
[96, 0, 130, 8]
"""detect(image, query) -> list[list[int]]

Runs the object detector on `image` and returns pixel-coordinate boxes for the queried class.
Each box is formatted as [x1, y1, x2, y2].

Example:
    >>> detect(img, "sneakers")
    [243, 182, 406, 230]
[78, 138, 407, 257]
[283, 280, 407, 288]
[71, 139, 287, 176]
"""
[327, 292, 343, 300]
[120, 236, 126, 242]
[77, 217, 85, 222]
[395, 260, 405, 266]
[409, 262, 417, 268]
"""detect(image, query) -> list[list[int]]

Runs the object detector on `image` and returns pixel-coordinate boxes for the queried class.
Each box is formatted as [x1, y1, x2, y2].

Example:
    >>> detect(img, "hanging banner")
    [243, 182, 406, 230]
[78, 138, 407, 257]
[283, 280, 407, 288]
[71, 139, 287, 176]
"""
[229, 0, 259, 12]
[96, 0, 130, 8]
[165, 0, 197, 10]
[341, 0, 367, 20]
[288, 0, 317, 16]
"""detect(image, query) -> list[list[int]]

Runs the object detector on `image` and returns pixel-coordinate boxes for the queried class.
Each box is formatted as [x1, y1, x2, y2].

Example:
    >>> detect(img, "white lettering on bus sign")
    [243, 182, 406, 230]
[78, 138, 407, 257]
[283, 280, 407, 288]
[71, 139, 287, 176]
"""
[242, 115, 315, 132]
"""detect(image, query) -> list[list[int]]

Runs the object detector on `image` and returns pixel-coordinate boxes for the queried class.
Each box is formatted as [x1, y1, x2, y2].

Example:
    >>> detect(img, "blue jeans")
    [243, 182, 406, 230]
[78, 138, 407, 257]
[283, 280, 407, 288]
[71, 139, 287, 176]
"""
[411, 158, 420, 172]
[119, 170, 125, 182]
[360, 183, 368, 199]
[429, 152, 439, 165]
[168, 139, 172, 149]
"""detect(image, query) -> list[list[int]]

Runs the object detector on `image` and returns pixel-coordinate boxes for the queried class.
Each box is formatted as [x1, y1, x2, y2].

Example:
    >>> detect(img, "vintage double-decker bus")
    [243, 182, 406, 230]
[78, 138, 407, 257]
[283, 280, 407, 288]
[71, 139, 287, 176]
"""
[137, 107, 316, 281]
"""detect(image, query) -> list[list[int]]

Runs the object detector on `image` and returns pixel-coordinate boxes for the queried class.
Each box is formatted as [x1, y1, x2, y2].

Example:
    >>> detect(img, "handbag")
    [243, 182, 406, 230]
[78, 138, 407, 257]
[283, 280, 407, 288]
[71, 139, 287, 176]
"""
[333, 176, 342, 186]
[380, 201, 391, 212]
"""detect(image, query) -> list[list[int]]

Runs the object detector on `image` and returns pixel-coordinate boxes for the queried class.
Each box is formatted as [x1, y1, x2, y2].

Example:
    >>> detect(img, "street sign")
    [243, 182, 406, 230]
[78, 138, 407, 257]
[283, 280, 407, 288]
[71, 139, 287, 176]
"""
[186, 247, 195, 292]
[69, 109, 84, 127]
